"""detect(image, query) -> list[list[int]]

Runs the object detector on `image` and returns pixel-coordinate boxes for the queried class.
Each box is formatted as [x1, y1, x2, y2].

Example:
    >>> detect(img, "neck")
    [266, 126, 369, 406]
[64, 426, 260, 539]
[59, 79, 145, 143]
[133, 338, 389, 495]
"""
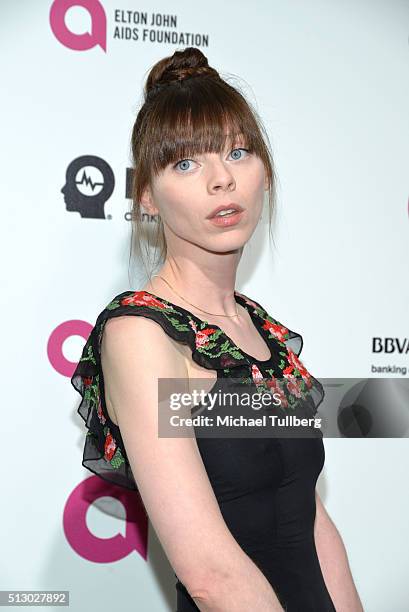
[151, 253, 241, 317]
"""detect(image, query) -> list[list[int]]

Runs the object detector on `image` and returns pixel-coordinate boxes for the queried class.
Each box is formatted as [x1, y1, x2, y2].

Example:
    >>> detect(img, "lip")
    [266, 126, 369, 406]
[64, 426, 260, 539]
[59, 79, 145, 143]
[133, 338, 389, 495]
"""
[207, 210, 244, 227]
[206, 203, 244, 219]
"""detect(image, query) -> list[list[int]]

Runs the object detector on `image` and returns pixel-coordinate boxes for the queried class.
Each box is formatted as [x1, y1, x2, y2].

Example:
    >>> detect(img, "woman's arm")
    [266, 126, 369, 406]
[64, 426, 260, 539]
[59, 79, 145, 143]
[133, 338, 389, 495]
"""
[101, 315, 284, 611]
[314, 491, 364, 611]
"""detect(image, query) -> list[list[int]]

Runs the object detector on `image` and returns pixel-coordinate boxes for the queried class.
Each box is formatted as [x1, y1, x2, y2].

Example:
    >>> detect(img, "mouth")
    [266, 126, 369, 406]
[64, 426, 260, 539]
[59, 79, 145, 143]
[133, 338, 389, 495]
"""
[207, 208, 245, 228]
[206, 203, 244, 219]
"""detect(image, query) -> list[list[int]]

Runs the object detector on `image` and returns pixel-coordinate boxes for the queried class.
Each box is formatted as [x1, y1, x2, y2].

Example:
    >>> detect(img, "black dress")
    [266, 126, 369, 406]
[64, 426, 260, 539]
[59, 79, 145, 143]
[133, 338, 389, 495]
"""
[71, 289, 336, 612]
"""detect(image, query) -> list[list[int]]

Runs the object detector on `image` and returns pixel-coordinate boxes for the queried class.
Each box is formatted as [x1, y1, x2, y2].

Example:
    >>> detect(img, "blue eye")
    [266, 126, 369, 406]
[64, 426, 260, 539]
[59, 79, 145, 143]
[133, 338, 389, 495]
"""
[229, 147, 249, 160]
[174, 159, 194, 172]
[173, 148, 249, 172]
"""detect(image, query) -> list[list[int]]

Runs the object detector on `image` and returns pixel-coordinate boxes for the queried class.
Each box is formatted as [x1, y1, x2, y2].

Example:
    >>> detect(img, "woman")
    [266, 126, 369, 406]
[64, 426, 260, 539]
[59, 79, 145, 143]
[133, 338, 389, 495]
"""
[72, 47, 363, 611]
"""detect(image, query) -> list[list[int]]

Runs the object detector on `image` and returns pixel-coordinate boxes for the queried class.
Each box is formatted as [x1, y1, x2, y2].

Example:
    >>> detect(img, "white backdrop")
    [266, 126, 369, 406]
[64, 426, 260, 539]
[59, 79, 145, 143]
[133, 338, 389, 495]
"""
[1, 0, 409, 610]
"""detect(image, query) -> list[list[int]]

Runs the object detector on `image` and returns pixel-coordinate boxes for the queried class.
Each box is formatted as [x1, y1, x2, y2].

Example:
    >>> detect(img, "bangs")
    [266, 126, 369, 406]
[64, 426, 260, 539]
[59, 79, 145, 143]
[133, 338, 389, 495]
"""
[143, 79, 265, 175]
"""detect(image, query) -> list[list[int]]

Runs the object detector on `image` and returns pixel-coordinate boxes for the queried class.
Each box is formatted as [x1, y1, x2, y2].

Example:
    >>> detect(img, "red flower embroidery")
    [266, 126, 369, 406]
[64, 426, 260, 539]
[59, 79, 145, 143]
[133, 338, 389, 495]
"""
[266, 375, 289, 408]
[284, 373, 303, 398]
[121, 291, 168, 309]
[286, 349, 313, 388]
[104, 432, 116, 461]
[188, 319, 218, 348]
[262, 319, 289, 343]
[195, 329, 218, 348]
[251, 363, 264, 387]
[83, 376, 92, 387]
[220, 354, 239, 368]
[97, 397, 106, 425]
[287, 348, 304, 371]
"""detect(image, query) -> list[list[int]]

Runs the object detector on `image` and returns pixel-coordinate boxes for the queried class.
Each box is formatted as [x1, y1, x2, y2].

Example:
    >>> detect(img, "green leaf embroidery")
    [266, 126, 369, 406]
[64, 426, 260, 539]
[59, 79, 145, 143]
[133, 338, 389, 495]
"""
[106, 299, 122, 310]
[164, 315, 191, 332]
[79, 343, 96, 366]
[110, 447, 125, 468]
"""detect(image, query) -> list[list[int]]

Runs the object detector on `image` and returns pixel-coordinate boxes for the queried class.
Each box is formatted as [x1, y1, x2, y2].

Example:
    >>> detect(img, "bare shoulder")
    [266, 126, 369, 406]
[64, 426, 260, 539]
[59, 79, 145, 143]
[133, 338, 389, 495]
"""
[100, 314, 189, 423]
[101, 314, 188, 369]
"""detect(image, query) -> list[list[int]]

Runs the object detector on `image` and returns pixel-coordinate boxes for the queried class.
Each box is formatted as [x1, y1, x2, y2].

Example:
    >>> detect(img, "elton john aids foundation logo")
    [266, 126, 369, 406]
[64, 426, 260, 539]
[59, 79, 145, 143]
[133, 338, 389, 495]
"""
[64, 476, 148, 562]
[49, 0, 107, 52]
[62, 155, 115, 219]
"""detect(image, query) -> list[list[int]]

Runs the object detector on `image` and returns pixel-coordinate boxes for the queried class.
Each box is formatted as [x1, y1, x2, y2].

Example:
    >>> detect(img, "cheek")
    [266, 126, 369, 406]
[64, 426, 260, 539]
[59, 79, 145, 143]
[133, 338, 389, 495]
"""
[242, 163, 266, 209]
[249, 161, 267, 192]
[154, 182, 192, 217]
[156, 185, 203, 230]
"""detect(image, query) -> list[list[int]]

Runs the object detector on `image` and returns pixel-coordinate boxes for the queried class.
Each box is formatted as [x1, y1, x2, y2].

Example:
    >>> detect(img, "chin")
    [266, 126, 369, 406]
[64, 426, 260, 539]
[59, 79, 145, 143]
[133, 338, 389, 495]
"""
[204, 233, 252, 255]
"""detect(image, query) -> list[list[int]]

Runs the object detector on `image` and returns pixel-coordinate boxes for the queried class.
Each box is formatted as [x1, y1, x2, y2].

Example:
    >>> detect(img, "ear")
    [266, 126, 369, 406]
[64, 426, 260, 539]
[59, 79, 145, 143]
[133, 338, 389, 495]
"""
[140, 185, 159, 216]
[264, 173, 269, 191]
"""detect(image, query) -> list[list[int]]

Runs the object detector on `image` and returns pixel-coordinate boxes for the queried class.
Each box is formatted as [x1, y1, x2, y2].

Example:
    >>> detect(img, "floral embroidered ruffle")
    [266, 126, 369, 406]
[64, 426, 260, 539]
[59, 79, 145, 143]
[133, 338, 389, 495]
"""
[71, 289, 324, 490]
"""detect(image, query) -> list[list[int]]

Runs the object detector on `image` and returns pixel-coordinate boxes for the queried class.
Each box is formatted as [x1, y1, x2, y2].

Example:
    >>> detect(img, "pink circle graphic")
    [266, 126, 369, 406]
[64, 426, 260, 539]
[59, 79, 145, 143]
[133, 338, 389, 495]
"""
[49, 0, 107, 52]
[48, 319, 92, 378]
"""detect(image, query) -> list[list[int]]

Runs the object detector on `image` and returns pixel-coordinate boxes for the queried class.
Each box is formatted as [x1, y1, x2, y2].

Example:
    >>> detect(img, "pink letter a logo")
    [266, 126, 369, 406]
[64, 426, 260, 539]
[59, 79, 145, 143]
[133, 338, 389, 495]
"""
[49, 0, 107, 52]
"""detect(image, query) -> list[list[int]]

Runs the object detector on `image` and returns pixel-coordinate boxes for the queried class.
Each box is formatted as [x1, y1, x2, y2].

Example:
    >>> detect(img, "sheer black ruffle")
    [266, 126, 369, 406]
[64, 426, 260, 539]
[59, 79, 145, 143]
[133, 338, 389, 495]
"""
[72, 290, 324, 491]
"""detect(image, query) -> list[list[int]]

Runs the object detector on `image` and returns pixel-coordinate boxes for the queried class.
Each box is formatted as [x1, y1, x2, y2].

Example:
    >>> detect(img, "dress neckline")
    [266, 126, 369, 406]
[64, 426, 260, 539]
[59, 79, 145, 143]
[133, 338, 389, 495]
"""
[140, 289, 274, 365]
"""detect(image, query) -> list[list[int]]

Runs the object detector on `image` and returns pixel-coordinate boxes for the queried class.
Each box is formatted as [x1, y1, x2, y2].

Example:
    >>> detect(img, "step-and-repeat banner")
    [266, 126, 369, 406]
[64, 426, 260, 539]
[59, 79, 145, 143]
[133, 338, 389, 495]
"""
[2, 1, 408, 610]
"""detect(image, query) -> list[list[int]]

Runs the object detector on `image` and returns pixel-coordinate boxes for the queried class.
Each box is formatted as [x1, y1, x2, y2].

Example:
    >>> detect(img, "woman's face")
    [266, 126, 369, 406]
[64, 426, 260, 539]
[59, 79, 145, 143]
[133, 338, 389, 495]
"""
[141, 135, 269, 254]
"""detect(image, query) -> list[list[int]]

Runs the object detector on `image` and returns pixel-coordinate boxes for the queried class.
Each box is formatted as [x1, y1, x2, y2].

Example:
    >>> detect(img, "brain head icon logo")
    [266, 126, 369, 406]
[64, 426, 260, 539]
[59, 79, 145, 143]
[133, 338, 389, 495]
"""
[62, 155, 115, 219]
[49, 0, 107, 52]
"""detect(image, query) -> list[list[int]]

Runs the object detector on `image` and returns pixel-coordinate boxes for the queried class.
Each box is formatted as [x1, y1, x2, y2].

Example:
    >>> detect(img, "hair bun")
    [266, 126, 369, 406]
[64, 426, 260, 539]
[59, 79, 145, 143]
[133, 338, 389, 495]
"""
[145, 47, 220, 99]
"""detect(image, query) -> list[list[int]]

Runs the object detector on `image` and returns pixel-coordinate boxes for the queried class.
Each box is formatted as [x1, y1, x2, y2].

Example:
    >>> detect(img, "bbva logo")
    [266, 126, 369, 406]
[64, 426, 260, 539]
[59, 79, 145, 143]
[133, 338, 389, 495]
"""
[372, 338, 409, 354]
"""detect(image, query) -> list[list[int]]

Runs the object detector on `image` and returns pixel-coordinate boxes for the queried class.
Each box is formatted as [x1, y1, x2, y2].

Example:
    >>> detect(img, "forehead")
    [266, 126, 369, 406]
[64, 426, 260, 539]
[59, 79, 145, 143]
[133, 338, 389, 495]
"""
[149, 114, 256, 176]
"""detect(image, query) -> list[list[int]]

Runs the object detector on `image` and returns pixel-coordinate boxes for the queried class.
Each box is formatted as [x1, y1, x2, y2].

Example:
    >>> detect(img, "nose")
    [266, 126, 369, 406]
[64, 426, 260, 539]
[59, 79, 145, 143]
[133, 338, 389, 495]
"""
[207, 158, 236, 193]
